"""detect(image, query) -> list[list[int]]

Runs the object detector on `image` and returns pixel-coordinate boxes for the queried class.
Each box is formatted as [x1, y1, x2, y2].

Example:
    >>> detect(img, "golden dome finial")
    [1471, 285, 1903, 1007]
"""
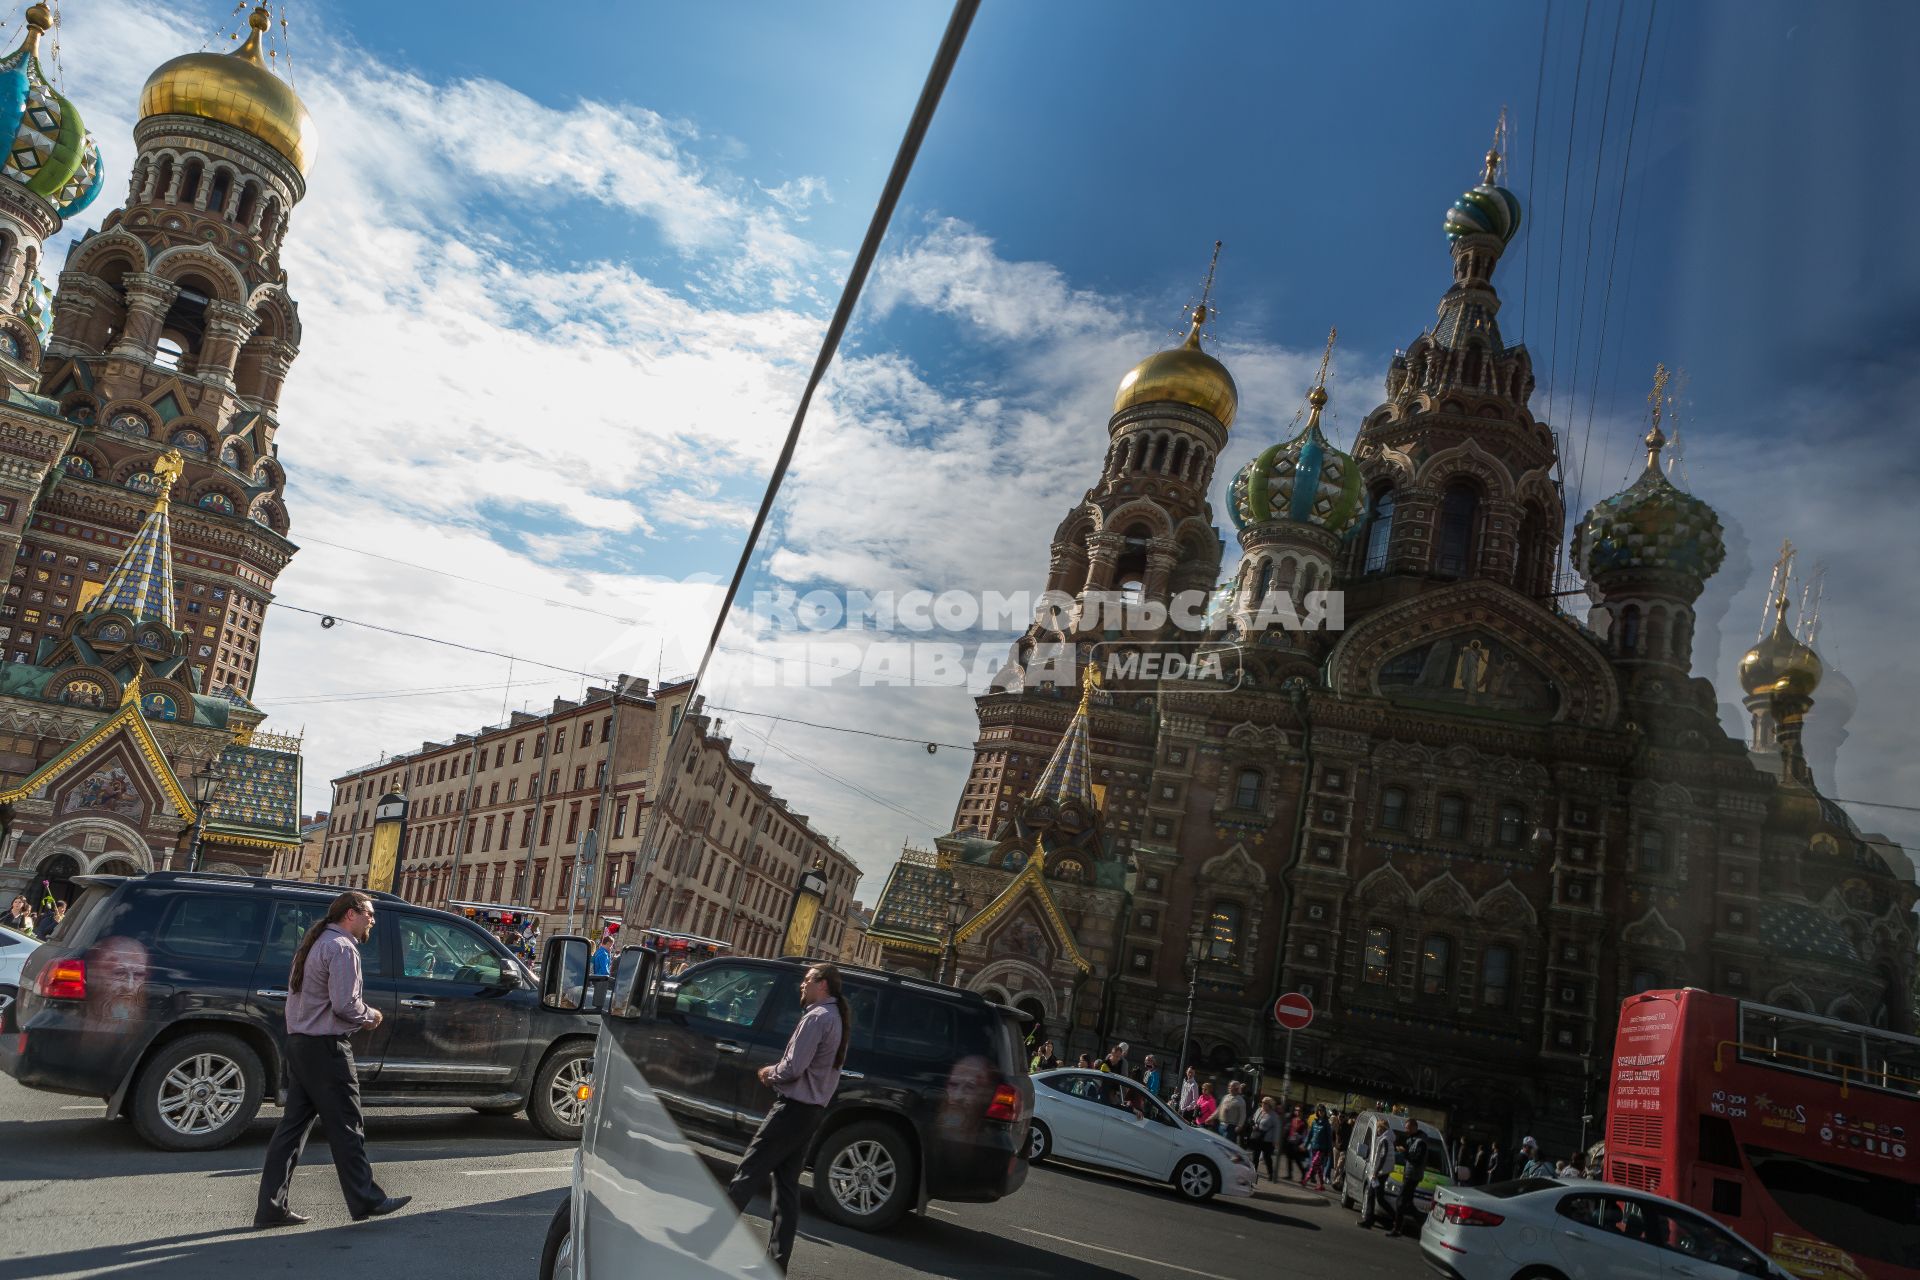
[1304, 325, 1336, 423]
[1183, 304, 1207, 350]
[1483, 105, 1510, 184]
[1643, 362, 1671, 470]
[235, 6, 271, 66]
[22, 4, 50, 50]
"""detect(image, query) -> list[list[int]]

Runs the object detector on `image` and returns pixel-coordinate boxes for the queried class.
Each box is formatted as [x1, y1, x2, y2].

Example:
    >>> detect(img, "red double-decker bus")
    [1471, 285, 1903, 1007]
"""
[1607, 989, 1920, 1280]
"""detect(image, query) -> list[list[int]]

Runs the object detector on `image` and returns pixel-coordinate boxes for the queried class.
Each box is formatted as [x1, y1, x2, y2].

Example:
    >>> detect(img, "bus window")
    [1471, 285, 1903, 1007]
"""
[1744, 1145, 1920, 1270]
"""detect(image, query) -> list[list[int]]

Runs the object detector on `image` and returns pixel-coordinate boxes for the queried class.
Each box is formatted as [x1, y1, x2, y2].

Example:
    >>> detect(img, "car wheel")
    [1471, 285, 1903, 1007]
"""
[529, 1043, 595, 1141]
[1341, 1171, 1357, 1210]
[538, 1194, 573, 1280]
[131, 1031, 265, 1152]
[1511, 1269, 1570, 1280]
[812, 1120, 916, 1231]
[1025, 1120, 1051, 1164]
[1173, 1154, 1221, 1202]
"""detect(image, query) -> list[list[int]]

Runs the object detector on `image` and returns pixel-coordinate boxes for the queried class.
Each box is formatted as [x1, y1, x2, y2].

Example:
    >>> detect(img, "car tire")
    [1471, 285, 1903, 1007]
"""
[812, 1120, 916, 1231]
[130, 1031, 265, 1152]
[1172, 1154, 1221, 1202]
[529, 1043, 595, 1142]
[1511, 1269, 1570, 1280]
[1341, 1171, 1356, 1210]
[1025, 1119, 1051, 1164]
[538, 1194, 573, 1280]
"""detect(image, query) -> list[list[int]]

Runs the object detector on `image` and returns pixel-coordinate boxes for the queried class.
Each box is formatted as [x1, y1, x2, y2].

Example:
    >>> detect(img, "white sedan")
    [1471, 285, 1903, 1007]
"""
[1421, 1177, 1791, 1280]
[0, 924, 35, 1029]
[1026, 1068, 1257, 1202]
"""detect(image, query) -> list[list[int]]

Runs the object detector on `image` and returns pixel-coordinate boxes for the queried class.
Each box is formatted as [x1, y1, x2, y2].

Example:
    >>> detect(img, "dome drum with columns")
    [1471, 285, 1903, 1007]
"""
[870, 133, 1913, 1157]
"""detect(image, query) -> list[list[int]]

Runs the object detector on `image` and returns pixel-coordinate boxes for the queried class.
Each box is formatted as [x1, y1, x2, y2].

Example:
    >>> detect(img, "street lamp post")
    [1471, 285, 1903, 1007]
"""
[1176, 929, 1230, 1086]
[939, 888, 967, 986]
[185, 761, 227, 873]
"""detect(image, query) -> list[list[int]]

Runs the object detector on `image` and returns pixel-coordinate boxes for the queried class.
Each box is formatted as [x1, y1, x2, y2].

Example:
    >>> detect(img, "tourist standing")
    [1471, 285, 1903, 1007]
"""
[1357, 1117, 1395, 1229]
[1177, 1066, 1200, 1119]
[1218, 1080, 1249, 1146]
[1250, 1096, 1280, 1179]
[1141, 1055, 1162, 1101]
[1389, 1125, 1431, 1237]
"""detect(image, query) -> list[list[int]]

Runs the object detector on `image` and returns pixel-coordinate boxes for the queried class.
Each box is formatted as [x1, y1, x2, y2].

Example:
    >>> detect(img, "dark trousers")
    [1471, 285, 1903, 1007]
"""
[256, 1034, 386, 1218]
[1392, 1168, 1427, 1235]
[726, 1096, 826, 1271]
[1360, 1176, 1388, 1226]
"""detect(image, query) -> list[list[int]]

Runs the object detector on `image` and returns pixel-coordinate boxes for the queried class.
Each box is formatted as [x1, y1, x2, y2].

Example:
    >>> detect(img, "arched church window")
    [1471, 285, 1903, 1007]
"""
[1437, 794, 1468, 838]
[1208, 900, 1241, 962]
[1497, 803, 1525, 847]
[178, 159, 203, 206]
[1630, 970, 1663, 995]
[150, 155, 174, 202]
[1253, 560, 1273, 606]
[1638, 829, 1668, 873]
[205, 167, 232, 214]
[1480, 945, 1513, 1008]
[1362, 926, 1393, 984]
[1363, 489, 1396, 573]
[1672, 613, 1692, 662]
[1436, 483, 1478, 577]
[1620, 604, 1642, 656]
[1379, 786, 1408, 831]
[1647, 606, 1669, 658]
[154, 337, 185, 371]
[1420, 935, 1452, 995]
[1233, 768, 1262, 809]
[234, 181, 258, 226]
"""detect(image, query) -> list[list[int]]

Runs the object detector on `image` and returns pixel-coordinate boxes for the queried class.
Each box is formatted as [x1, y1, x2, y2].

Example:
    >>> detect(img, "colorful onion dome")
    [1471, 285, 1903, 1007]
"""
[0, 6, 103, 219]
[1228, 377, 1363, 536]
[1739, 595, 1823, 699]
[1444, 146, 1523, 246]
[1572, 421, 1726, 585]
[141, 7, 313, 175]
[1113, 304, 1238, 428]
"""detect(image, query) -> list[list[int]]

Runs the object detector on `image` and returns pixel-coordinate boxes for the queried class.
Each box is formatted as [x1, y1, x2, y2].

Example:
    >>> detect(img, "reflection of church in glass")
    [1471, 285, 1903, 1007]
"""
[870, 137, 1915, 1154]
[0, 7, 308, 902]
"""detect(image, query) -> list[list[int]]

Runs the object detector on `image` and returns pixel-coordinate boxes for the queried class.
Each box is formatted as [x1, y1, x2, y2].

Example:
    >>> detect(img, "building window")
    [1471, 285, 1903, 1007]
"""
[1638, 829, 1668, 873]
[1437, 795, 1467, 838]
[1497, 803, 1525, 847]
[555, 728, 567, 752]
[1630, 970, 1663, 995]
[1130, 949, 1151, 972]
[513, 741, 525, 764]
[595, 760, 607, 786]
[1420, 935, 1451, 995]
[533, 734, 546, 758]
[614, 797, 629, 838]
[1207, 900, 1241, 961]
[574, 766, 587, 791]
[1233, 768, 1262, 809]
[1436, 483, 1478, 577]
[1480, 944, 1513, 1009]
[1379, 787, 1408, 831]
[1363, 489, 1396, 573]
[1362, 927, 1393, 984]
[581, 721, 593, 748]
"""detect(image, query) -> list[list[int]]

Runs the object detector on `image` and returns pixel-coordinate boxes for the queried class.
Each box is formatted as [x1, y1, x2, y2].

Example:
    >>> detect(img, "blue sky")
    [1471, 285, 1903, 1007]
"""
[47, 1, 1920, 890]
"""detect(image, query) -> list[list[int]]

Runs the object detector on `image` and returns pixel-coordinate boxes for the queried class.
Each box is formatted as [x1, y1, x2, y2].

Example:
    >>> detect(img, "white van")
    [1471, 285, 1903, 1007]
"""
[1338, 1111, 1450, 1219]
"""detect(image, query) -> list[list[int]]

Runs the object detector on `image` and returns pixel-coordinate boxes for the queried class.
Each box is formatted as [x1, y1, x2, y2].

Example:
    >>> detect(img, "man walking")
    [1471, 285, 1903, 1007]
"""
[727, 964, 849, 1272]
[1389, 1124, 1431, 1238]
[255, 892, 409, 1226]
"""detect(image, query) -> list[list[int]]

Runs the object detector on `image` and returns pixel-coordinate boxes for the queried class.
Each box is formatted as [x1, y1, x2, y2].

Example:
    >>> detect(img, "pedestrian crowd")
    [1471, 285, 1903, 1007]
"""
[3, 890, 66, 939]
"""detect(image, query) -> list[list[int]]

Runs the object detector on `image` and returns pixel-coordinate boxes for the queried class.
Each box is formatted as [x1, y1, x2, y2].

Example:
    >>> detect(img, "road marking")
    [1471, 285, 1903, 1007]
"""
[461, 1166, 573, 1176]
[1020, 1228, 1237, 1280]
[928, 1206, 961, 1218]
[58, 1105, 104, 1111]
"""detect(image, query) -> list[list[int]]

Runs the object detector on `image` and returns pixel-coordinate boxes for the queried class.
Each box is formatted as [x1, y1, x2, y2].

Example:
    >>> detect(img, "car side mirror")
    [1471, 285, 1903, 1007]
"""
[606, 946, 657, 1020]
[540, 934, 591, 1011]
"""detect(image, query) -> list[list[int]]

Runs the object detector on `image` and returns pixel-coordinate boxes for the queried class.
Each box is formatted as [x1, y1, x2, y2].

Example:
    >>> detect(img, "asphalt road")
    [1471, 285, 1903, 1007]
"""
[0, 1072, 1429, 1279]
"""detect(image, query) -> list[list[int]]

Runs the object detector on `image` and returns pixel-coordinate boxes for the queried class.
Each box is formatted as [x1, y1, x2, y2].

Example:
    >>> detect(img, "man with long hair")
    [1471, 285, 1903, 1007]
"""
[254, 891, 410, 1227]
[725, 962, 849, 1271]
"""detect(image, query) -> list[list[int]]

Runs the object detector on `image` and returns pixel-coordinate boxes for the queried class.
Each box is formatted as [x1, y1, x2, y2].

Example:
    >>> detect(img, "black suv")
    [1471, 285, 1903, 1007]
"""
[0, 872, 603, 1151]
[539, 946, 1031, 1268]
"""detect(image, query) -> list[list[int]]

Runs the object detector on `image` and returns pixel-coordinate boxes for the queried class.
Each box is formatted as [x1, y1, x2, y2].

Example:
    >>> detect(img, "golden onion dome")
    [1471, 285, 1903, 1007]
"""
[139, 7, 313, 175]
[1739, 596, 1823, 699]
[1113, 305, 1238, 428]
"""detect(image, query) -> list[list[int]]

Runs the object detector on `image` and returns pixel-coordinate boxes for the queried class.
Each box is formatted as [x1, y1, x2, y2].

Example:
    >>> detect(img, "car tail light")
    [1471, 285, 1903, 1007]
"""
[36, 958, 86, 1001]
[985, 1083, 1020, 1122]
[1440, 1202, 1505, 1227]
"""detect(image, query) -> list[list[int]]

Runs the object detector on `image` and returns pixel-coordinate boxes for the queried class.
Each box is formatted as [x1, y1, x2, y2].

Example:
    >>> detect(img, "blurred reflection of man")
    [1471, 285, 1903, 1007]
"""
[726, 964, 849, 1271]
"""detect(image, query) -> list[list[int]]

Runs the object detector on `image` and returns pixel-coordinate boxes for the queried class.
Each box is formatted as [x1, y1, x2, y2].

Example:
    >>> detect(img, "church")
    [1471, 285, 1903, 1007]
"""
[0, 6, 305, 905]
[867, 139, 1916, 1151]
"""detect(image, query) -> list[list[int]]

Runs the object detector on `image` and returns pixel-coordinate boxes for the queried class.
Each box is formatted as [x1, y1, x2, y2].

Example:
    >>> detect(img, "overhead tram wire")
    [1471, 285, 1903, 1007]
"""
[1571, 0, 1659, 526]
[1543, 0, 1595, 450]
[702, 703, 974, 752]
[1521, 0, 1552, 336]
[267, 601, 613, 681]
[1593, 0, 1679, 491]
[1564, 0, 1628, 526]
[643, 1, 978, 745]
[728, 717, 948, 834]
[296, 533, 646, 626]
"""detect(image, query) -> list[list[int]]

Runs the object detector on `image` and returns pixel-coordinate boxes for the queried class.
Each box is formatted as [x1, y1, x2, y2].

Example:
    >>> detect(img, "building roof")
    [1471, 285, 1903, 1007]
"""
[867, 847, 951, 946]
[1759, 900, 1860, 963]
[205, 740, 302, 846]
[93, 499, 177, 624]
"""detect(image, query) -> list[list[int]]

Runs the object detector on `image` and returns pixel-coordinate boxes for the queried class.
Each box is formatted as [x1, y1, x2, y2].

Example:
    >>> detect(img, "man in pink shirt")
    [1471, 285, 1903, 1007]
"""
[725, 963, 849, 1270]
[255, 892, 410, 1227]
